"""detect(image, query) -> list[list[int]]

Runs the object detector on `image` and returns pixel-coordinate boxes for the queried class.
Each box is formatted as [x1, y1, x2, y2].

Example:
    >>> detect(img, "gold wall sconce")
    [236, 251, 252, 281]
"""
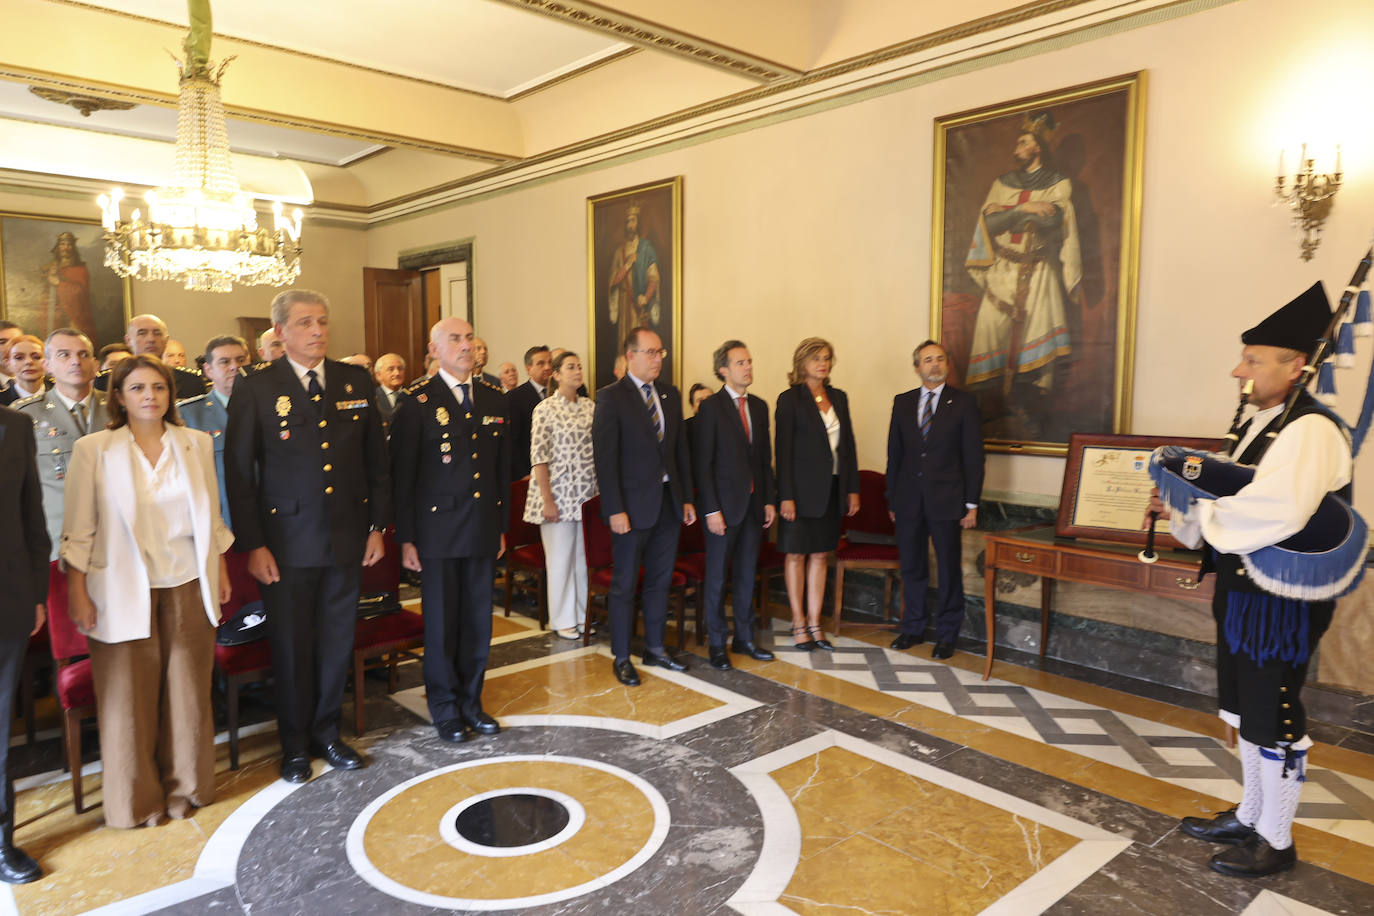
[1275, 144, 1342, 261]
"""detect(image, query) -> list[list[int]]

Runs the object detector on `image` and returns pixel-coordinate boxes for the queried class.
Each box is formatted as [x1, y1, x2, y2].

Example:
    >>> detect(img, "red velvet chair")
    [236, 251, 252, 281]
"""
[580, 496, 687, 648]
[754, 540, 786, 625]
[830, 470, 903, 636]
[351, 529, 424, 736]
[213, 551, 272, 771]
[43, 561, 96, 813]
[502, 477, 547, 628]
[673, 519, 707, 648]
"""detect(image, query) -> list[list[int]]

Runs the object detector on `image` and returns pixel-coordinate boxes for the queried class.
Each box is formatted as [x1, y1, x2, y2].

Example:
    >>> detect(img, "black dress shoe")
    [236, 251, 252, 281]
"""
[890, 632, 925, 650]
[463, 712, 501, 736]
[310, 739, 365, 770]
[932, 641, 956, 660]
[1209, 833, 1297, 878]
[808, 626, 834, 651]
[642, 651, 688, 672]
[708, 648, 733, 670]
[280, 754, 312, 784]
[0, 845, 41, 884]
[1181, 809, 1255, 845]
[730, 640, 774, 661]
[613, 658, 641, 686]
[436, 719, 469, 743]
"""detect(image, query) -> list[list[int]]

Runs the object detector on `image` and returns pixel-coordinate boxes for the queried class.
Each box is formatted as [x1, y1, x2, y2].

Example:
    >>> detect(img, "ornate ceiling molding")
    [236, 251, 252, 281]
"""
[28, 85, 137, 116]
[487, 0, 803, 81]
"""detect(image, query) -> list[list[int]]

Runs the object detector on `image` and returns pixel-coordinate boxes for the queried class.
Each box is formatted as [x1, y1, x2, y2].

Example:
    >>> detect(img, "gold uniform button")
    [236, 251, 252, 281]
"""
[1284, 733, 1294, 740]
[325, 486, 334, 494]
[1283, 719, 1292, 725]
[1281, 703, 1291, 709]
[321, 441, 330, 449]
[430, 506, 437, 512]
[442, 432, 450, 439]
[471, 433, 478, 440]
[473, 491, 481, 499]
[1279, 686, 1288, 693]
[318, 420, 327, 428]
[323, 464, 333, 472]
[471, 453, 477, 459]
[270, 508, 277, 515]
[473, 472, 480, 479]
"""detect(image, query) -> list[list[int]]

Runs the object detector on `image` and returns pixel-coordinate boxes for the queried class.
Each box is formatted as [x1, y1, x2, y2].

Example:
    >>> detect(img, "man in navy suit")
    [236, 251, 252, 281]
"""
[693, 340, 776, 670]
[887, 340, 984, 659]
[592, 327, 696, 685]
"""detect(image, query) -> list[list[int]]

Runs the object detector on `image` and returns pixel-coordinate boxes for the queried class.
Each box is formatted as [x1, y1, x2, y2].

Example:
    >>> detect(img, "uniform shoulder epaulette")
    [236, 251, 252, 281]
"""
[402, 378, 430, 396]
[477, 377, 502, 392]
[178, 392, 209, 407]
[12, 393, 44, 409]
[245, 361, 273, 374]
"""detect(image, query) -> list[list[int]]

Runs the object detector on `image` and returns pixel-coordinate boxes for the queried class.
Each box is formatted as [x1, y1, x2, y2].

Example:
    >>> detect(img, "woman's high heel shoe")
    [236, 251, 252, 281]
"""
[792, 625, 816, 652]
[808, 625, 834, 651]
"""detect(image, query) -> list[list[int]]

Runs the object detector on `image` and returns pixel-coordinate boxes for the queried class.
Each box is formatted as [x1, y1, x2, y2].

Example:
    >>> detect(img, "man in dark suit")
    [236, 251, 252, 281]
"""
[93, 314, 207, 399]
[0, 404, 49, 883]
[472, 337, 500, 387]
[593, 326, 696, 685]
[372, 352, 407, 435]
[694, 341, 776, 670]
[391, 318, 509, 743]
[887, 340, 984, 659]
[508, 345, 552, 480]
[225, 290, 391, 783]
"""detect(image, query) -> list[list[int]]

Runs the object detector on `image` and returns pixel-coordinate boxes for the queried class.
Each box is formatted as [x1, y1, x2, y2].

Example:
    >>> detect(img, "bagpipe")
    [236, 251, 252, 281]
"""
[1141, 243, 1374, 603]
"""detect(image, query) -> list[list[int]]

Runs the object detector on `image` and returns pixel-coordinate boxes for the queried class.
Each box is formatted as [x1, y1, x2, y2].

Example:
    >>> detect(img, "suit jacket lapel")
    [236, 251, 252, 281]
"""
[105, 432, 138, 538]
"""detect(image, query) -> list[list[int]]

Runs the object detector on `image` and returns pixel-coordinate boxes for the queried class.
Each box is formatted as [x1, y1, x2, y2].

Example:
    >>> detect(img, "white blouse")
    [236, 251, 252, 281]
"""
[128, 429, 199, 589]
[821, 405, 841, 476]
[524, 393, 597, 522]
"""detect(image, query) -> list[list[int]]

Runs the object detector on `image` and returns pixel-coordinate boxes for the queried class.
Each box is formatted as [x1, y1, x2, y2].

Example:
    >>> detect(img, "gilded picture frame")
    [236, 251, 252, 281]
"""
[931, 72, 1147, 456]
[587, 177, 683, 395]
[0, 211, 132, 349]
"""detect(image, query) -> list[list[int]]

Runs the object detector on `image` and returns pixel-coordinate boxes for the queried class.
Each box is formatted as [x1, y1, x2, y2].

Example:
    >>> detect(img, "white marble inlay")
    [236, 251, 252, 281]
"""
[1241, 889, 1342, 915]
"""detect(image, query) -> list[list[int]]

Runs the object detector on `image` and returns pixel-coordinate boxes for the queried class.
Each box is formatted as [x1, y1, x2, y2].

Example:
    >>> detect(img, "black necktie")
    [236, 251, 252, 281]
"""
[306, 369, 324, 415]
[458, 382, 471, 411]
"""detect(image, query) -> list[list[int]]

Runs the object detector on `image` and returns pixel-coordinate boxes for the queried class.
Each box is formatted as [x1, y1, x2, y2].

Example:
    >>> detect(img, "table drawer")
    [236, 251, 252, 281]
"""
[1149, 566, 1214, 601]
[993, 542, 1056, 575]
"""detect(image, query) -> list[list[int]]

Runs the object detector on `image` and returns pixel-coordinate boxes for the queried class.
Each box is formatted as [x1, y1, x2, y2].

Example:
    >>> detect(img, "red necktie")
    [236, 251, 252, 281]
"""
[737, 395, 751, 443]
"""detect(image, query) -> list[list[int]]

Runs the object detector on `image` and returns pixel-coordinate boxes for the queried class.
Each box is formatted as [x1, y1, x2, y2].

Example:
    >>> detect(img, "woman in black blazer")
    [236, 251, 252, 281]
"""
[775, 337, 860, 651]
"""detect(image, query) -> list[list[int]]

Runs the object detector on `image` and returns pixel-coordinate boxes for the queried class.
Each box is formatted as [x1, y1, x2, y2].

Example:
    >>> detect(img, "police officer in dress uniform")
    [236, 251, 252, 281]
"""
[224, 290, 391, 784]
[16, 329, 106, 560]
[391, 318, 510, 743]
[179, 335, 250, 529]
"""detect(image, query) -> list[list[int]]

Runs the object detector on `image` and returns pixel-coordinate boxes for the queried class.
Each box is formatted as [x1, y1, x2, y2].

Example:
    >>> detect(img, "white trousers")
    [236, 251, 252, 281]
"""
[540, 519, 588, 631]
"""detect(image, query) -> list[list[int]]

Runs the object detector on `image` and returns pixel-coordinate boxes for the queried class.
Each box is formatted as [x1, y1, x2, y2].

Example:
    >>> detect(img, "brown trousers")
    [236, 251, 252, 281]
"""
[87, 580, 216, 828]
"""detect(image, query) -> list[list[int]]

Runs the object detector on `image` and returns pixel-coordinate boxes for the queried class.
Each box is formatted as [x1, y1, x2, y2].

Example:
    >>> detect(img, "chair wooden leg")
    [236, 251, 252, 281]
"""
[19, 656, 36, 745]
[538, 571, 549, 630]
[227, 675, 241, 771]
[65, 709, 84, 814]
[387, 651, 399, 694]
[674, 587, 687, 652]
[353, 650, 366, 737]
[695, 583, 705, 647]
[503, 564, 513, 618]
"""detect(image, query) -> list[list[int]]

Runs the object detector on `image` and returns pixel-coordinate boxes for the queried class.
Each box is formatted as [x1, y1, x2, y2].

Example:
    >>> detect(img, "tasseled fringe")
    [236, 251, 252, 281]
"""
[1336, 322, 1356, 367]
[1267, 744, 1308, 782]
[1224, 590, 1311, 666]
[1356, 289, 1373, 337]
[1317, 362, 1338, 405]
[1149, 456, 1213, 515]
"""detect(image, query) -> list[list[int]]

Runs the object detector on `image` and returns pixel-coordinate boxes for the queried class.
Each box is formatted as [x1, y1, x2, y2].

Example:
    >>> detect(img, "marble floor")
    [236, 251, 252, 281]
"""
[4, 602, 1373, 916]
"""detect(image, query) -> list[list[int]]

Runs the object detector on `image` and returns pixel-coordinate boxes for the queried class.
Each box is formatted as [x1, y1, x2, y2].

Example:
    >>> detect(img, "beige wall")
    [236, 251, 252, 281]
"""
[366, 0, 1374, 516]
[0, 186, 369, 359]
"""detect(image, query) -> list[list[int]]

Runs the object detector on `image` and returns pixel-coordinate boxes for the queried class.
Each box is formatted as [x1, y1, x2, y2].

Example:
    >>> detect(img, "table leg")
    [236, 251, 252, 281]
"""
[983, 559, 997, 681]
[1040, 577, 1053, 658]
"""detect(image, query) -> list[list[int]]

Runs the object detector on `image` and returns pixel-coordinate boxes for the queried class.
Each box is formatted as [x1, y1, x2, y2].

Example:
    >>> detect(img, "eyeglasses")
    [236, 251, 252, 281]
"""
[633, 348, 669, 359]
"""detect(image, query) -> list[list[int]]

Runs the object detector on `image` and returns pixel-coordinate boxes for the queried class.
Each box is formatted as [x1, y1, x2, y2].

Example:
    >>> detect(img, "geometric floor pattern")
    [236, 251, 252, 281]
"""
[777, 621, 1374, 847]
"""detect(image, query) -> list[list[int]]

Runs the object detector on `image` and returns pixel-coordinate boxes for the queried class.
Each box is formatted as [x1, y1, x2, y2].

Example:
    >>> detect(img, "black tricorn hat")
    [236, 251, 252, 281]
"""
[1241, 281, 1331, 357]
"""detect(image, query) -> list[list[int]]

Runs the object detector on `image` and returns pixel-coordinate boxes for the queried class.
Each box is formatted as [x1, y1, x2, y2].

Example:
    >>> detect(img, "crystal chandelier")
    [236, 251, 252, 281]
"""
[97, 1, 302, 293]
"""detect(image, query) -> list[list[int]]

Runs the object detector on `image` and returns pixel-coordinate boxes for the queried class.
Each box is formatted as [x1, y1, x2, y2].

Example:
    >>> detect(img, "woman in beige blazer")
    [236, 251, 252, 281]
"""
[61, 355, 233, 828]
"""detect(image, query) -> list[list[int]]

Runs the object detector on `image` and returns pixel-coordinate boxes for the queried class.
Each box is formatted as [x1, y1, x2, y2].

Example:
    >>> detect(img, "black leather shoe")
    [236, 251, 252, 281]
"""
[280, 754, 312, 784]
[642, 651, 688, 672]
[807, 626, 834, 651]
[613, 658, 641, 686]
[310, 739, 365, 770]
[436, 719, 469, 743]
[932, 641, 956, 660]
[708, 648, 733, 670]
[1181, 809, 1255, 845]
[463, 712, 501, 736]
[1209, 833, 1297, 878]
[890, 632, 924, 650]
[731, 640, 774, 661]
[0, 845, 41, 884]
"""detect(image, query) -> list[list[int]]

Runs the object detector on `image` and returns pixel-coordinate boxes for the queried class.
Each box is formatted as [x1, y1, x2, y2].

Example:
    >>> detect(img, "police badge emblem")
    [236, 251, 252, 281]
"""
[1183, 455, 1203, 480]
[436, 407, 450, 427]
[275, 395, 291, 418]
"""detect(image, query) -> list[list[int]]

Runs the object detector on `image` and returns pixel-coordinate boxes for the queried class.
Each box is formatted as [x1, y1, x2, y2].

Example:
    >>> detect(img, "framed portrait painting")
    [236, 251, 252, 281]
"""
[587, 177, 682, 394]
[0, 212, 131, 349]
[931, 72, 1147, 456]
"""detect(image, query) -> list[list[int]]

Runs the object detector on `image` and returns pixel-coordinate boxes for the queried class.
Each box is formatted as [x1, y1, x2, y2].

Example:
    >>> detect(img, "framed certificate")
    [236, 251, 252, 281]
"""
[1055, 433, 1221, 547]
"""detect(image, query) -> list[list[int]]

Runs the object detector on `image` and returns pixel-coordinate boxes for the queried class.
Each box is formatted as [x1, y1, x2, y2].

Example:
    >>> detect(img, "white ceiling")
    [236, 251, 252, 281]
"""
[77, 0, 632, 97]
[0, 77, 382, 166]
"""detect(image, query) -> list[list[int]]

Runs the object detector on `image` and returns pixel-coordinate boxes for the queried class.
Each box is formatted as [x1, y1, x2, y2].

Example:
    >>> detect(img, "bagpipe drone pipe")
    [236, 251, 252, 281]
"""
[1146, 243, 1374, 604]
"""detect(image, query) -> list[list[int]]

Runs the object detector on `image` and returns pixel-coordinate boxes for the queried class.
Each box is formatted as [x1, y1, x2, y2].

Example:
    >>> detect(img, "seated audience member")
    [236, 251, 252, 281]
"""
[524, 351, 597, 639]
[473, 337, 499, 386]
[0, 336, 47, 405]
[498, 361, 519, 391]
[0, 322, 21, 389]
[510, 345, 553, 479]
[0, 400, 48, 883]
[257, 327, 285, 362]
[95, 315, 207, 399]
[373, 353, 406, 432]
[62, 355, 234, 828]
[17, 328, 106, 559]
[180, 335, 250, 528]
[98, 342, 134, 371]
[162, 339, 188, 369]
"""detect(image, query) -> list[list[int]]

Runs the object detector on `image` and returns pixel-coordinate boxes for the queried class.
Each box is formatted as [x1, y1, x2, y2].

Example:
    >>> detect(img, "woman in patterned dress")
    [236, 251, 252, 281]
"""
[524, 352, 598, 638]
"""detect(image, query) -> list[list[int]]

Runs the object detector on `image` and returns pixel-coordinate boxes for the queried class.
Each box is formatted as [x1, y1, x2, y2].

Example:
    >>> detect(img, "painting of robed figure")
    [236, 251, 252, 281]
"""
[932, 73, 1146, 455]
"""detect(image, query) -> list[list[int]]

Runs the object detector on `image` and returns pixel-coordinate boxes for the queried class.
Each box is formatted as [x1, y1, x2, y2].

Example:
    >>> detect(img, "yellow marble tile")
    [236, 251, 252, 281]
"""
[773, 747, 934, 833]
[490, 614, 532, 638]
[741, 659, 914, 718]
[794, 808, 852, 862]
[482, 655, 723, 725]
[781, 833, 989, 916]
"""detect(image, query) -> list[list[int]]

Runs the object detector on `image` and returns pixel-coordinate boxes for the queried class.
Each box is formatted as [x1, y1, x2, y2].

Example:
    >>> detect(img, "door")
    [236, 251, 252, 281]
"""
[362, 267, 425, 382]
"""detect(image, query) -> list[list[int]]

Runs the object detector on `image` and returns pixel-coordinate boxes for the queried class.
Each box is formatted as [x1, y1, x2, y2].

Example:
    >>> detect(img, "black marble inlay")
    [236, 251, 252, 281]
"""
[454, 793, 570, 848]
